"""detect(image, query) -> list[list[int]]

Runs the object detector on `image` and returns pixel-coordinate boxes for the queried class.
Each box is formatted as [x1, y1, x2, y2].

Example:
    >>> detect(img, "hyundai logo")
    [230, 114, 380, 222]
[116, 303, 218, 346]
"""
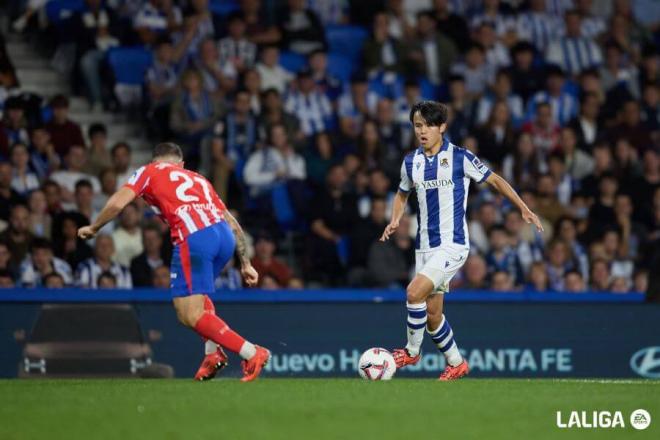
[630, 347, 660, 378]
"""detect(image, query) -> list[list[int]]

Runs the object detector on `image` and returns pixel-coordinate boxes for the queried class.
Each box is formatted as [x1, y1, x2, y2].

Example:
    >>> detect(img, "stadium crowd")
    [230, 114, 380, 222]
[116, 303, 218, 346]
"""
[0, 0, 658, 296]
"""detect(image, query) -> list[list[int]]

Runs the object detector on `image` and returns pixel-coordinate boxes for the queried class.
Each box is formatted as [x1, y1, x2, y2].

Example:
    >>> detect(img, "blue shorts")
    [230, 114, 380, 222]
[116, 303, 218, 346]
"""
[170, 221, 236, 297]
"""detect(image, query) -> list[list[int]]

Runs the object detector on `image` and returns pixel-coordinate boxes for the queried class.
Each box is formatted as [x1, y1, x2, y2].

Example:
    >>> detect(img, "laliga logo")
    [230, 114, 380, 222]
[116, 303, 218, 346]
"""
[630, 347, 660, 379]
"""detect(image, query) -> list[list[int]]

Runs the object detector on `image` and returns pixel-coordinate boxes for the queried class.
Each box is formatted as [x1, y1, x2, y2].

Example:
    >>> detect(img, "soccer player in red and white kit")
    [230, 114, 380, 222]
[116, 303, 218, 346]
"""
[78, 143, 270, 381]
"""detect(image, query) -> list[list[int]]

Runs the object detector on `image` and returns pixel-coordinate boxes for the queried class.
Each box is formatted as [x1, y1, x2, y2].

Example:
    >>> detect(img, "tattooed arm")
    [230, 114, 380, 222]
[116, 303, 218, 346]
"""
[224, 210, 259, 287]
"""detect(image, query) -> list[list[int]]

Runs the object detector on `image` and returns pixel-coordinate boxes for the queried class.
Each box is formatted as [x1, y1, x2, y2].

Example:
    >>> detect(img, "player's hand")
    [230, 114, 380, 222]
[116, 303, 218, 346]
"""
[241, 265, 259, 287]
[77, 225, 97, 240]
[522, 209, 544, 233]
[380, 220, 399, 241]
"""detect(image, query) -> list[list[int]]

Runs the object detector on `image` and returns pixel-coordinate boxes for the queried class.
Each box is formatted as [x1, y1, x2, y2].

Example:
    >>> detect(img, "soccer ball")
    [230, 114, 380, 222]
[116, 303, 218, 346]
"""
[358, 348, 396, 380]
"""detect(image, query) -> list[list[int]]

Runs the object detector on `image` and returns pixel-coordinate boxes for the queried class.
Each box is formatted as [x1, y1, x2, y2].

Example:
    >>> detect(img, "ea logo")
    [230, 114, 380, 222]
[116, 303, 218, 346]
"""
[630, 409, 651, 430]
[630, 347, 660, 378]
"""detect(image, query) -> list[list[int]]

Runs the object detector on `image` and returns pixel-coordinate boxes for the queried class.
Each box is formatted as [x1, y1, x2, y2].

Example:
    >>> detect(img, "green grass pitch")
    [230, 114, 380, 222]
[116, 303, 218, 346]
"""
[1, 379, 658, 440]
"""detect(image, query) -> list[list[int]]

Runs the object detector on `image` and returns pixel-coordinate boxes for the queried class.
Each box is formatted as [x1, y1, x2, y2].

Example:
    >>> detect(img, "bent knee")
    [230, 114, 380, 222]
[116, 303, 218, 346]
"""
[406, 286, 427, 303]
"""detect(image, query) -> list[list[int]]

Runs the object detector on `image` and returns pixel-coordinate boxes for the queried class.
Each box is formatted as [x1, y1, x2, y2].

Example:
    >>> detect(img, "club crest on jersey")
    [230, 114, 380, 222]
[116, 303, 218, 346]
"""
[440, 158, 449, 168]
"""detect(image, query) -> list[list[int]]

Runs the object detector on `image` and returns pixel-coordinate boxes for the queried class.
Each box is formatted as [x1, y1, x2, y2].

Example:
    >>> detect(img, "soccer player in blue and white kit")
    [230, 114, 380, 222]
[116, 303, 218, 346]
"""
[381, 101, 544, 380]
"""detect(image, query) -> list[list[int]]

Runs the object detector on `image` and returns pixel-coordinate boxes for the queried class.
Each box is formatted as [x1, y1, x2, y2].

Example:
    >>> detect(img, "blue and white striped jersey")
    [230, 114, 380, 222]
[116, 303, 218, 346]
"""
[399, 139, 491, 251]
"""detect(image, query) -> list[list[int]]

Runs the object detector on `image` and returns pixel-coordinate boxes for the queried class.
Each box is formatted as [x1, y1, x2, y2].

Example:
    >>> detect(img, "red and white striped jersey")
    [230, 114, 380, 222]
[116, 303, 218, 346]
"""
[123, 162, 227, 245]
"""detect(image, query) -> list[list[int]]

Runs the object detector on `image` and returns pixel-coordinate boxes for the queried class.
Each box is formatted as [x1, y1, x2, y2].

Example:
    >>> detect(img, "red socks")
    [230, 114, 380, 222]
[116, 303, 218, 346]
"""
[193, 310, 247, 354]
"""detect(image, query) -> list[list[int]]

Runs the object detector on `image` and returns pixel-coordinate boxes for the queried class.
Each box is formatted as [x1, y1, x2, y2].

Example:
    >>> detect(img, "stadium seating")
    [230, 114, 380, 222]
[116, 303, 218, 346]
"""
[45, 0, 84, 25]
[106, 47, 153, 85]
[326, 53, 353, 83]
[279, 51, 307, 74]
[325, 25, 368, 62]
[209, 0, 240, 17]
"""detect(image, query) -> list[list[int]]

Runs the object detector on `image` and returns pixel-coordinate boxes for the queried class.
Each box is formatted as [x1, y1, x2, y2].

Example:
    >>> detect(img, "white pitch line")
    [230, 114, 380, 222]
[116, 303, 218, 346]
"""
[551, 379, 659, 385]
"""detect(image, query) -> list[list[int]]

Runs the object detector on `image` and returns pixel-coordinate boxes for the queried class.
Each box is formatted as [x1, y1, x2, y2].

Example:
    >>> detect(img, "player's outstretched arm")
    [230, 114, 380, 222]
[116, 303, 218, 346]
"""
[485, 173, 544, 232]
[380, 190, 409, 241]
[78, 187, 137, 240]
[224, 210, 259, 287]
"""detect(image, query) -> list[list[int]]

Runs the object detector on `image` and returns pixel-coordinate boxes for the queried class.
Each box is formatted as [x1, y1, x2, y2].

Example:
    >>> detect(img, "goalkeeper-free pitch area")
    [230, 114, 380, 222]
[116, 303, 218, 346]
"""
[0, 378, 658, 439]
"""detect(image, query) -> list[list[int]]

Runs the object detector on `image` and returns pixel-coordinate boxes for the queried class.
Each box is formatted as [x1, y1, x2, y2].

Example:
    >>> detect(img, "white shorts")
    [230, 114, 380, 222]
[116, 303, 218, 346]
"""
[415, 245, 469, 293]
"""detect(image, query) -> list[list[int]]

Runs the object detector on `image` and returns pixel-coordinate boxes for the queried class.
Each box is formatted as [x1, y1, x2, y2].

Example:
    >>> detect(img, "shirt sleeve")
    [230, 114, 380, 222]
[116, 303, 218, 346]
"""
[122, 165, 150, 197]
[463, 150, 492, 183]
[398, 159, 412, 193]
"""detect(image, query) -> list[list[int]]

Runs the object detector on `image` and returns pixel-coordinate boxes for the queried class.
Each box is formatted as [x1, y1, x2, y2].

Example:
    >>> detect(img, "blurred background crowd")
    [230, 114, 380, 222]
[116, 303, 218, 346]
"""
[0, 0, 658, 296]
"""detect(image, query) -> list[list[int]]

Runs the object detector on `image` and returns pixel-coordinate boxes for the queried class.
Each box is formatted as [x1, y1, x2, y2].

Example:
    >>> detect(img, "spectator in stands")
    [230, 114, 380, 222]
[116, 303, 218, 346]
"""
[587, 173, 619, 239]
[0, 204, 34, 267]
[145, 37, 181, 139]
[278, 0, 327, 55]
[527, 66, 578, 127]
[444, 74, 473, 144]
[350, 196, 388, 271]
[485, 225, 524, 286]
[285, 69, 333, 137]
[308, 164, 358, 285]
[43, 272, 65, 288]
[590, 258, 610, 291]
[180, 0, 215, 58]
[53, 213, 93, 270]
[547, 152, 573, 206]
[546, 240, 573, 291]
[242, 68, 263, 115]
[134, 0, 183, 45]
[85, 123, 110, 177]
[367, 213, 413, 288]
[461, 254, 488, 290]
[469, 202, 498, 254]
[410, 11, 458, 85]
[567, 92, 602, 152]
[431, 0, 470, 51]
[474, 101, 516, 167]
[238, 0, 280, 45]
[337, 72, 378, 140]
[256, 45, 292, 95]
[555, 216, 589, 281]
[527, 261, 549, 291]
[27, 189, 51, 239]
[564, 270, 586, 292]
[70, 179, 101, 229]
[29, 126, 60, 180]
[504, 209, 543, 274]
[395, 79, 422, 148]
[170, 69, 224, 168]
[475, 22, 511, 72]
[602, 228, 635, 282]
[97, 271, 118, 288]
[42, 180, 63, 216]
[259, 88, 301, 147]
[217, 89, 259, 168]
[546, 10, 602, 77]
[507, 41, 545, 104]
[45, 95, 85, 158]
[19, 238, 72, 287]
[50, 145, 100, 202]
[515, 0, 563, 53]
[250, 233, 292, 288]
[492, 271, 515, 291]
[0, 269, 15, 288]
[111, 203, 143, 267]
[219, 13, 257, 75]
[521, 102, 560, 159]
[196, 37, 236, 97]
[152, 265, 171, 289]
[535, 174, 570, 225]
[308, 50, 341, 102]
[94, 168, 117, 213]
[640, 82, 659, 132]
[9, 143, 39, 196]
[130, 223, 166, 287]
[559, 127, 594, 181]
[476, 69, 524, 128]
[74, 0, 120, 111]
[110, 142, 137, 188]
[630, 150, 659, 228]
[501, 132, 545, 191]
[356, 120, 384, 172]
[304, 132, 334, 188]
[0, 97, 30, 150]
[215, 257, 243, 289]
[0, 242, 16, 281]
[608, 100, 654, 154]
[76, 234, 132, 288]
[363, 12, 405, 77]
[450, 43, 492, 99]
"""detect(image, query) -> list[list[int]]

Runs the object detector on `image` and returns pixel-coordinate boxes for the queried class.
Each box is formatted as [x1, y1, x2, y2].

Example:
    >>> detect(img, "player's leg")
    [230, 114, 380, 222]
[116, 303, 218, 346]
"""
[426, 295, 464, 367]
[194, 295, 229, 381]
[392, 272, 435, 368]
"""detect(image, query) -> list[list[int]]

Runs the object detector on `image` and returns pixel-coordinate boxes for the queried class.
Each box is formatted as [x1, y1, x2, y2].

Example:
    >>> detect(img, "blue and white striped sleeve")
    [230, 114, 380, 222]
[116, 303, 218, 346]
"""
[463, 150, 492, 183]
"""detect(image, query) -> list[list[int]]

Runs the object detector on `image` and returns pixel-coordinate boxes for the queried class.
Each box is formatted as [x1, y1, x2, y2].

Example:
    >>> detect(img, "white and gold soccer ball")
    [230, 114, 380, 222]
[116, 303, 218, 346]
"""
[358, 348, 396, 380]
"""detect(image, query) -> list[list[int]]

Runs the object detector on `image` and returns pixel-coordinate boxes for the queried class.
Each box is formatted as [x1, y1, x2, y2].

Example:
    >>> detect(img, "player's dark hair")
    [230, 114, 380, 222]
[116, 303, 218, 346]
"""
[153, 142, 183, 160]
[409, 101, 448, 126]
